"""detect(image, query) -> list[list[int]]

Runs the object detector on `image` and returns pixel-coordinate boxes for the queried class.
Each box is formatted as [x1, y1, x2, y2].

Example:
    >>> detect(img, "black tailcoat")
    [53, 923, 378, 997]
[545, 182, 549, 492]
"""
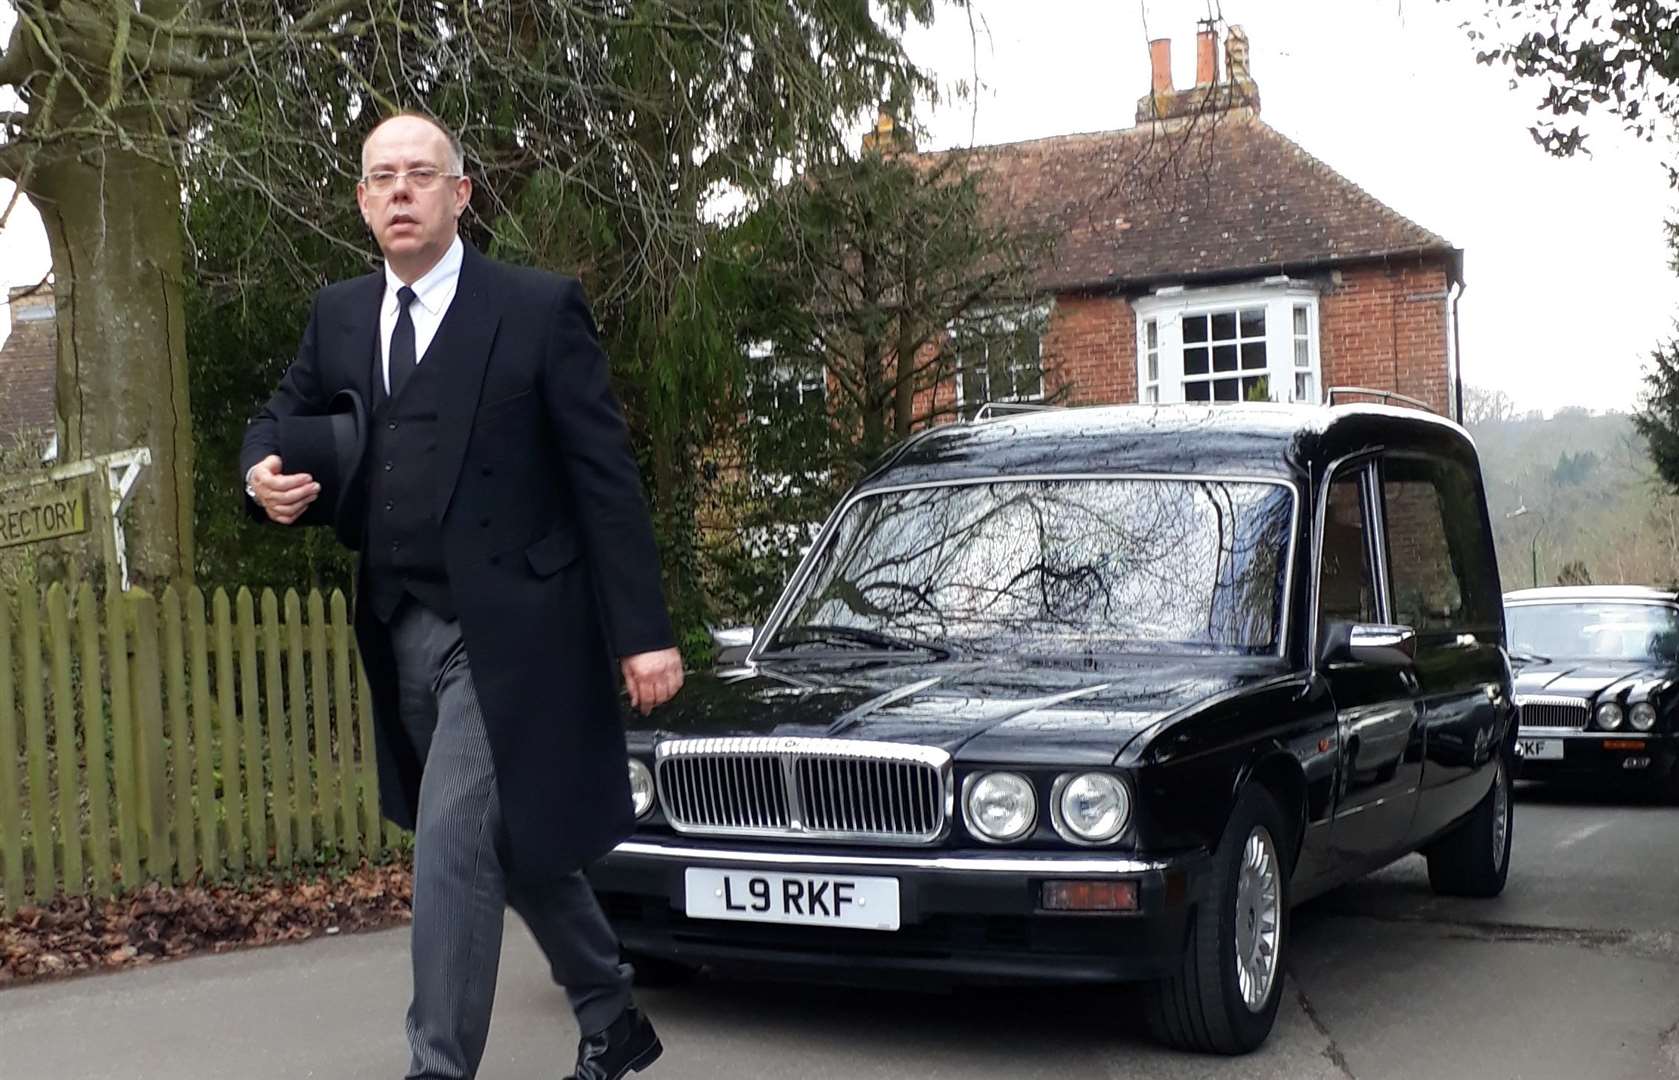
[241, 244, 674, 880]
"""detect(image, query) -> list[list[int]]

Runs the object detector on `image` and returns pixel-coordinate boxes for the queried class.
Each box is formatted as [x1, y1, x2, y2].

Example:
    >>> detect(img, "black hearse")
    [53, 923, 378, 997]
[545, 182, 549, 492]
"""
[590, 403, 1517, 1054]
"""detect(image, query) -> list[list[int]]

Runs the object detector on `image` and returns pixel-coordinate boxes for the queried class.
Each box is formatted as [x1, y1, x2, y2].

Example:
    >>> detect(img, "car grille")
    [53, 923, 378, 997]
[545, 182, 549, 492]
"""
[654, 737, 951, 845]
[1514, 694, 1589, 731]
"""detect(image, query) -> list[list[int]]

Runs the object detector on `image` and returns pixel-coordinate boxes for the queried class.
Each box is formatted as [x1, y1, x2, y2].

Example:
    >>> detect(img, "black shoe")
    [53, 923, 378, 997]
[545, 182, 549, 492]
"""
[567, 1004, 663, 1080]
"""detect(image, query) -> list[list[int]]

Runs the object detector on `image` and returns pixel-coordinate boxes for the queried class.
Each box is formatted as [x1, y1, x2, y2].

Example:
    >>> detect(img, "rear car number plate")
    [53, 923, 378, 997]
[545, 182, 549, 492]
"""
[1515, 737, 1563, 760]
[684, 868, 900, 931]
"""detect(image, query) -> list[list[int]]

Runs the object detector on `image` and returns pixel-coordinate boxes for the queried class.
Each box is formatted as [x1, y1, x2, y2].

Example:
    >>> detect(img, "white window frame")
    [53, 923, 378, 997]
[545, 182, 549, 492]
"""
[952, 303, 1049, 419]
[1132, 280, 1322, 405]
[745, 339, 826, 428]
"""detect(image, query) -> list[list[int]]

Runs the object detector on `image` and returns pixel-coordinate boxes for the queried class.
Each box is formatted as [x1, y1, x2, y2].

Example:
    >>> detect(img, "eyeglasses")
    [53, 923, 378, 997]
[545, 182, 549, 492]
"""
[360, 168, 462, 195]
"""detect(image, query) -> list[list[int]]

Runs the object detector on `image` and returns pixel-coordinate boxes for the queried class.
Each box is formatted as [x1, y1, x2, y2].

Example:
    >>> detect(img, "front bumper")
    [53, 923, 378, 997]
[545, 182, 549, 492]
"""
[588, 837, 1210, 986]
[1513, 729, 1678, 782]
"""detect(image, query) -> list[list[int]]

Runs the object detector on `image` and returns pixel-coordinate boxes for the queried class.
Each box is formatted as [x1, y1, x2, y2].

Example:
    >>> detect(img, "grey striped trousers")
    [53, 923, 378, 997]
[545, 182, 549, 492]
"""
[390, 600, 632, 1080]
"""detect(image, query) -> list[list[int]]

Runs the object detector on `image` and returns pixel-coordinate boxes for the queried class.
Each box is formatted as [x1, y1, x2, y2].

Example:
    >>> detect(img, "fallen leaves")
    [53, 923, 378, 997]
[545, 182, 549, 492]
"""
[0, 860, 413, 987]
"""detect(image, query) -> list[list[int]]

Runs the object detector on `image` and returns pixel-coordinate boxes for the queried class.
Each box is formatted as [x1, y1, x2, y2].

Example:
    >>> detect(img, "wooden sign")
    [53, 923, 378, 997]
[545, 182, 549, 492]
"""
[0, 480, 89, 549]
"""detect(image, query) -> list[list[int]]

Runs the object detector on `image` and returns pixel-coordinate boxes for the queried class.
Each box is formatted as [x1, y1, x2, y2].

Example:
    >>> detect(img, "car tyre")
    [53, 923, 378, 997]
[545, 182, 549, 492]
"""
[1425, 748, 1513, 898]
[1144, 784, 1291, 1055]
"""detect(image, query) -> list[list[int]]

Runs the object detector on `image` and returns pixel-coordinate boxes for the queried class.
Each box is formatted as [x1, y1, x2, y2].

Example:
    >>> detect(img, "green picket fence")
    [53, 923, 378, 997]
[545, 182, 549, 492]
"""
[0, 583, 396, 915]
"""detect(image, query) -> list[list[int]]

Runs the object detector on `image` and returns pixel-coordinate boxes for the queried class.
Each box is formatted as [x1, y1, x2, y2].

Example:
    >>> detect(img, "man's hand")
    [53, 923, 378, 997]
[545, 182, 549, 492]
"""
[248, 454, 321, 526]
[621, 647, 683, 715]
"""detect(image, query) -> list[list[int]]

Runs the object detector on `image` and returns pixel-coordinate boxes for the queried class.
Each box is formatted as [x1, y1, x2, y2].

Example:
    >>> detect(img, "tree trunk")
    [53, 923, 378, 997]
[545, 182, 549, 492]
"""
[29, 148, 193, 589]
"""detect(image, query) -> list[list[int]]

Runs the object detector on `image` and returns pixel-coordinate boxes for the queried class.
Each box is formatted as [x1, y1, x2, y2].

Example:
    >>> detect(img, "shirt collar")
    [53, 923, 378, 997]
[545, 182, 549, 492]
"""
[384, 235, 464, 316]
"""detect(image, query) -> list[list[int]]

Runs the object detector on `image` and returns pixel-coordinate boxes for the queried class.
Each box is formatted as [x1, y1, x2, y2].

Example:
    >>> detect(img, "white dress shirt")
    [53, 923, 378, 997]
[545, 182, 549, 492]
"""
[380, 235, 464, 394]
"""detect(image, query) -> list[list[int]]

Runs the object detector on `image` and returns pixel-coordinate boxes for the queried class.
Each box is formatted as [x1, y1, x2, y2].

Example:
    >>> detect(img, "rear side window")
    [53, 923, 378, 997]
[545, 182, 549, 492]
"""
[1381, 455, 1499, 633]
[1318, 468, 1378, 634]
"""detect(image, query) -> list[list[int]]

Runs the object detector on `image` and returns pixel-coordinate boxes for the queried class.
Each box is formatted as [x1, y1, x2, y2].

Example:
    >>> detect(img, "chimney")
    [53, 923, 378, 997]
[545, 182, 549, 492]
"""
[1225, 25, 1252, 84]
[1148, 39, 1172, 96]
[8, 282, 54, 323]
[860, 106, 915, 156]
[1195, 23, 1218, 87]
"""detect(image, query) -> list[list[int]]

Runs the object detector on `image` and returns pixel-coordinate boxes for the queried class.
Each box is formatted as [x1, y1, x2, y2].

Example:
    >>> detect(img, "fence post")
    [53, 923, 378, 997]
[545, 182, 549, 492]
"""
[162, 587, 196, 881]
[130, 593, 174, 883]
[0, 597, 23, 914]
[330, 591, 361, 858]
[21, 589, 53, 902]
[188, 587, 219, 881]
[260, 589, 292, 868]
[308, 590, 337, 855]
[106, 588, 141, 891]
[47, 585, 83, 896]
[284, 590, 313, 859]
[77, 583, 112, 897]
[236, 588, 267, 868]
[213, 589, 244, 874]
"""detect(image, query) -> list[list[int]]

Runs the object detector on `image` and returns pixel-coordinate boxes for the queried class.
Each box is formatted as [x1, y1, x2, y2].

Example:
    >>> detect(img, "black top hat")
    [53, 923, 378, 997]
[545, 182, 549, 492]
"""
[275, 388, 368, 538]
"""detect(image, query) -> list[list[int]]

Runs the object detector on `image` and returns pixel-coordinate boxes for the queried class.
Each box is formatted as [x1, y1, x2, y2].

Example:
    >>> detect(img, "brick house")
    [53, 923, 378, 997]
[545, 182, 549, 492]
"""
[905, 25, 1463, 422]
[0, 283, 57, 457]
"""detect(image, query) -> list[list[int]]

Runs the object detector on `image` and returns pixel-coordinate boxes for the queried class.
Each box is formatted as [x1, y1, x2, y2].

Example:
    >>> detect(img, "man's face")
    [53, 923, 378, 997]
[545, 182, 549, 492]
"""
[357, 117, 471, 269]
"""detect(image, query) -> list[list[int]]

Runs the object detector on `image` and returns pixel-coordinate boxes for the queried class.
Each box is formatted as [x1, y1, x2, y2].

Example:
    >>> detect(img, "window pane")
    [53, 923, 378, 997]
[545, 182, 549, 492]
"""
[1213, 378, 1240, 402]
[1384, 458, 1480, 632]
[1241, 341, 1266, 370]
[1213, 344, 1238, 372]
[1186, 381, 1211, 402]
[963, 365, 989, 411]
[1241, 376, 1266, 399]
[1239, 308, 1266, 338]
[1294, 339, 1310, 368]
[1293, 304, 1309, 336]
[1145, 385, 1159, 402]
[1211, 311, 1237, 341]
[1146, 320, 1159, 349]
[1183, 315, 1208, 344]
[1295, 372, 1316, 403]
[1016, 363, 1042, 399]
[1185, 347, 1209, 375]
[1147, 353, 1159, 380]
[1319, 471, 1376, 629]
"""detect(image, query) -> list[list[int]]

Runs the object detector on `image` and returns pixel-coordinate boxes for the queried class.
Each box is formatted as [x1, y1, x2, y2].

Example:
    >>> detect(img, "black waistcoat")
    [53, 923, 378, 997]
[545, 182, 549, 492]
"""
[363, 356, 454, 622]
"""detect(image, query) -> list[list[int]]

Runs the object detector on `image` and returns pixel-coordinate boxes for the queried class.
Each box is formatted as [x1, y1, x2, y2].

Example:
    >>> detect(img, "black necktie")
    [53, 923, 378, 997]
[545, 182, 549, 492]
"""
[388, 285, 417, 399]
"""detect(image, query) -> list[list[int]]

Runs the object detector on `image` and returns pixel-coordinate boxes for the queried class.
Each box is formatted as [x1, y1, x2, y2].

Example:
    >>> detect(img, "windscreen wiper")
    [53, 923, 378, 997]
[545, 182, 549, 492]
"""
[1507, 649, 1551, 665]
[768, 623, 953, 658]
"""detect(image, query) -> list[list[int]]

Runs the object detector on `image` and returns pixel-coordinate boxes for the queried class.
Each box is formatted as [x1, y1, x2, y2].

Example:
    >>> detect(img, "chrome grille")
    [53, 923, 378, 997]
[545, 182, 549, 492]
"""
[655, 738, 951, 845]
[1515, 694, 1589, 731]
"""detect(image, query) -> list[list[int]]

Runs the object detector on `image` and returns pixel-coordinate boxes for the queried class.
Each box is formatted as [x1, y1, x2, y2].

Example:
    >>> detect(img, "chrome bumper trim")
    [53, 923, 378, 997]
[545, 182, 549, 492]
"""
[604, 838, 1175, 876]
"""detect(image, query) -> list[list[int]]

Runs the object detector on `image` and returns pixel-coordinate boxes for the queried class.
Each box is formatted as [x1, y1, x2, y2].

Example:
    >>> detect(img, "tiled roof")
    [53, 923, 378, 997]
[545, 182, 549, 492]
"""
[940, 111, 1460, 293]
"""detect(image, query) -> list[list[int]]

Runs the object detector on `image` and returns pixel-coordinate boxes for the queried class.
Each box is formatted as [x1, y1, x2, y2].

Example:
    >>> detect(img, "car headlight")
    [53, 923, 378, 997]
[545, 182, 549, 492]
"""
[1052, 772, 1132, 844]
[964, 772, 1037, 842]
[1630, 702, 1658, 732]
[628, 758, 656, 819]
[1596, 702, 1624, 731]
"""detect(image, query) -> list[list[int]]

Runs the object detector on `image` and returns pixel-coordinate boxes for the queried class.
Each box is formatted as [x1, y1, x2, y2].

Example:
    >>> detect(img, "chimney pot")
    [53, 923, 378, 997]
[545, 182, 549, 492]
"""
[1148, 38, 1172, 96]
[1195, 26, 1218, 86]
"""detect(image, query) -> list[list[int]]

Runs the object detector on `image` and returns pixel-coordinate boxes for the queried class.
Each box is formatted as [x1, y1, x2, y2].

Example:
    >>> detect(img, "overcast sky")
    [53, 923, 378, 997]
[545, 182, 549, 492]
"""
[0, 0, 1673, 414]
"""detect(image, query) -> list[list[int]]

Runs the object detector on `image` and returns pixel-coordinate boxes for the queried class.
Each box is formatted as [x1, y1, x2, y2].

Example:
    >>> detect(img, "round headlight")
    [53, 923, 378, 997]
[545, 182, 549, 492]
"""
[1054, 772, 1132, 844]
[1596, 702, 1624, 731]
[964, 772, 1037, 842]
[628, 758, 655, 818]
[1630, 702, 1658, 732]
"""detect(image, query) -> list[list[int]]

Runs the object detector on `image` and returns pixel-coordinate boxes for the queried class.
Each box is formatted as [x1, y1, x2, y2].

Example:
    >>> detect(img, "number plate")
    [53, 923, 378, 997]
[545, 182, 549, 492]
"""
[1515, 737, 1563, 761]
[683, 868, 900, 931]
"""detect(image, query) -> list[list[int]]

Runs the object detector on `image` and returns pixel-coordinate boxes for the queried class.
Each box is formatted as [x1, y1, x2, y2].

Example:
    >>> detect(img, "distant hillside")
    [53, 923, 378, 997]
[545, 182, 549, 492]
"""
[1469, 407, 1679, 593]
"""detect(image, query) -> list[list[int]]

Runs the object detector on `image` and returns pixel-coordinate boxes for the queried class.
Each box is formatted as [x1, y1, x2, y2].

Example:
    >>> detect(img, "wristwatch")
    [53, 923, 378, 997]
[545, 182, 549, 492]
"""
[244, 465, 259, 501]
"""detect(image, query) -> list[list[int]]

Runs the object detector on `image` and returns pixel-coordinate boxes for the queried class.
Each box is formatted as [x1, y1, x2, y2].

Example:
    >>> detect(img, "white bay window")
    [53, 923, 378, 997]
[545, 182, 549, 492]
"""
[1133, 281, 1321, 405]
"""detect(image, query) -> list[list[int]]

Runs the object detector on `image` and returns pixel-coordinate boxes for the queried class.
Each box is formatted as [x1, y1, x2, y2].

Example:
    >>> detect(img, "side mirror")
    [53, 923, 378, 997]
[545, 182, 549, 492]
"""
[710, 625, 756, 665]
[1321, 622, 1417, 669]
